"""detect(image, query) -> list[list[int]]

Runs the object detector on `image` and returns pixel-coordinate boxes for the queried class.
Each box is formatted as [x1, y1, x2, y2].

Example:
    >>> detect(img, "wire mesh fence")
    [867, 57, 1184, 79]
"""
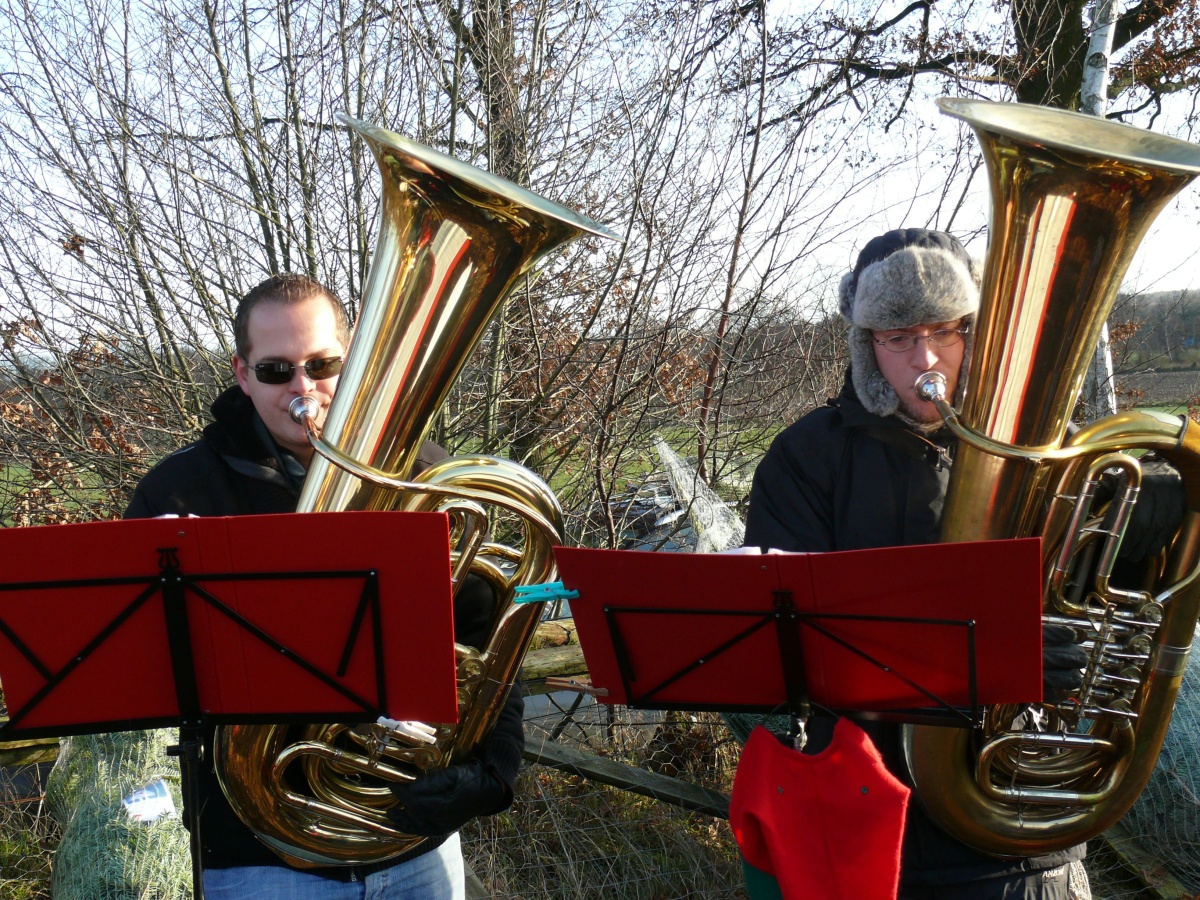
[1090, 635, 1200, 899]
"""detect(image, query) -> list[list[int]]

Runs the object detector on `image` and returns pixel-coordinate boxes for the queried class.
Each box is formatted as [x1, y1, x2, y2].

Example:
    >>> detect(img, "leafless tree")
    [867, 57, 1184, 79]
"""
[0, 0, 899, 540]
[748, 0, 1200, 127]
[9, 0, 1190, 547]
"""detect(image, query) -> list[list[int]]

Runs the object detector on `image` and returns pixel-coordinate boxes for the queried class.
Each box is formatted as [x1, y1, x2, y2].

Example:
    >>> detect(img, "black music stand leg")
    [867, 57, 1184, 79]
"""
[773, 590, 811, 749]
[160, 553, 206, 900]
[167, 728, 206, 900]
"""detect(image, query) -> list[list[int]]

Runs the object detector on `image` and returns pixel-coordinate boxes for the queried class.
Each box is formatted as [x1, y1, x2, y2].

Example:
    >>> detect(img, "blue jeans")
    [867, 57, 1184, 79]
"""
[202, 833, 465, 900]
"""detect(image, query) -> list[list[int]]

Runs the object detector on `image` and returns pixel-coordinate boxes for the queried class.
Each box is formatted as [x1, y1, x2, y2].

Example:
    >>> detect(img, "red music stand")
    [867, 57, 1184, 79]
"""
[0, 511, 459, 897]
[555, 538, 1044, 729]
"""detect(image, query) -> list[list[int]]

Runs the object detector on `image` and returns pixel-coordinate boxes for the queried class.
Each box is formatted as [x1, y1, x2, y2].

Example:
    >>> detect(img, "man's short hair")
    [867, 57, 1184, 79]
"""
[234, 274, 351, 359]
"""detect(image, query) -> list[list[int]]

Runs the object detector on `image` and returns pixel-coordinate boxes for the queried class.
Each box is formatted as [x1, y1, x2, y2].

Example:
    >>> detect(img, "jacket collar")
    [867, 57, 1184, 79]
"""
[834, 371, 954, 470]
[204, 386, 303, 493]
[837, 368, 953, 438]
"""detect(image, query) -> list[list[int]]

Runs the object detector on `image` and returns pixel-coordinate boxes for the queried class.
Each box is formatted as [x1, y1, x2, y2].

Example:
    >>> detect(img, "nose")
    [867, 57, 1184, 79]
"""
[911, 335, 940, 367]
[290, 368, 317, 393]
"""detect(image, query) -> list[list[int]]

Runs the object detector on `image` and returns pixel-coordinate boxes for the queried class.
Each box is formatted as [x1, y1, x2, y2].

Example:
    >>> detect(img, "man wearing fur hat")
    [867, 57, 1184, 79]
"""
[742, 229, 1087, 897]
[745, 229, 986, 553]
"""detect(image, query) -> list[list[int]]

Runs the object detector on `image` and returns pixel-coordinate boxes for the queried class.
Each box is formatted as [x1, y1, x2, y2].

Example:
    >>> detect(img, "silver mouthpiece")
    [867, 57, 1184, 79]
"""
[289, 396, 320, 424]
[915, 371, 947, 404]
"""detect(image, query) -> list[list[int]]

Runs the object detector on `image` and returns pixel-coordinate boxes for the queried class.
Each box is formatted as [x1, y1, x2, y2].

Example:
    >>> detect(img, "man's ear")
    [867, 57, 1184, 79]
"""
[232, 354, 252, 396]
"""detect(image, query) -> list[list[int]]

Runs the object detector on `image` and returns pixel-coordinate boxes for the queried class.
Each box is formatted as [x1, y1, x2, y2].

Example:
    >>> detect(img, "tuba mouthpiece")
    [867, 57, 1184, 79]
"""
[915, 371, 947, 403]
[289, 396, 319, 424]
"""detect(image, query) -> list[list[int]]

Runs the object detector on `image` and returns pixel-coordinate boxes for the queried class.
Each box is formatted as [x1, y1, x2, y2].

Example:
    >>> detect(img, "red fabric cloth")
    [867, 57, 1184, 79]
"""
[729, 721, 911, 900]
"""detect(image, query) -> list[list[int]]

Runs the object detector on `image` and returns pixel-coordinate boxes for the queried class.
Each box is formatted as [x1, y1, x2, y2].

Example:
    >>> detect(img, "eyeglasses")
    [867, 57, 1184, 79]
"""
[251, 356, 344, 385]
[873, 327, 969, 354]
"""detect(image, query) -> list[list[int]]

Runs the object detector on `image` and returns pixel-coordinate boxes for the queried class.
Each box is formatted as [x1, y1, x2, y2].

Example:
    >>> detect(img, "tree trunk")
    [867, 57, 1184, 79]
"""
[1080, 0, 1120, 420]
[1012, 0, 1089, 107]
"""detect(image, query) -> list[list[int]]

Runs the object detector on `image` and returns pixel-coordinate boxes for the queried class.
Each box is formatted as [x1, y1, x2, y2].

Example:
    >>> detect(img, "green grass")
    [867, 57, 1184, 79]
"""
[0, 463, 31, 527]
[0, 461, 119, 526]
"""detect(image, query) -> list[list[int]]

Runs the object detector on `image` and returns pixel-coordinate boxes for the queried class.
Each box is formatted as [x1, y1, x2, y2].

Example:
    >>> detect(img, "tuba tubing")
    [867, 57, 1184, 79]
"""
[213, 117, 616, 868]
[902, 98, 1200, 857]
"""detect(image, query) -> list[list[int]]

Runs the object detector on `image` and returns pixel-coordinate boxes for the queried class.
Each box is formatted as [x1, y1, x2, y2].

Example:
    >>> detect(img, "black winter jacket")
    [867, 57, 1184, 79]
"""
[744, 374, 1084, 889]
[125, 386, 525, 876]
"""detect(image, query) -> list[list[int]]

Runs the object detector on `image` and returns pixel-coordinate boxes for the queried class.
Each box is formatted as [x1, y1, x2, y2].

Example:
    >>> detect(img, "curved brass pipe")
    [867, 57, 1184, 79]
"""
[289, 396, 562, 552]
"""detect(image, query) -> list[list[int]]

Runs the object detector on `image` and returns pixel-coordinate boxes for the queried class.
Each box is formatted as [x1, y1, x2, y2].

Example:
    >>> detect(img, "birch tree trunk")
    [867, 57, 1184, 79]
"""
[1079, 0, 1120, 421]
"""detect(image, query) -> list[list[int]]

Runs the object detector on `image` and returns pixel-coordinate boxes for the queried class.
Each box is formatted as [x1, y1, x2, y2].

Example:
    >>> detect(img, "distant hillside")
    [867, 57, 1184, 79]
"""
[1112, 289, 1200, 376]
[1119, 370, 1200, 407]
[1121, 289, 1200, 309]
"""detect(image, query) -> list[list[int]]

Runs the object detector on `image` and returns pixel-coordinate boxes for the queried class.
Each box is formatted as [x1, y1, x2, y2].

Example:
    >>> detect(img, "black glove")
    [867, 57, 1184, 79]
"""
[1094, 461, 1186, 562]
[1043, 623, 1087, 702]
[387, 757, 511, 836]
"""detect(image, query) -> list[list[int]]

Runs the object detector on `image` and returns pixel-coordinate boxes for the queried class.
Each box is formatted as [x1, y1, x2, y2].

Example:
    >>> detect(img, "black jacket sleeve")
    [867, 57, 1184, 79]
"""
[1116, 456, 1186, 562]
[451, 556, 524, 801]
[123, 486, 160, 520]
[470, 681, 523, 811]
[744, 413, 841, 553]
[478, 684, 525, 804]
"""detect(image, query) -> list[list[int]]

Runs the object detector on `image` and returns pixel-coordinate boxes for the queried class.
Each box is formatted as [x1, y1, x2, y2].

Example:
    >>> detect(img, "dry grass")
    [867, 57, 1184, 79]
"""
[464, 705, 745, 899]
[0, 763, 56, 900]
[465, 771, 744, 899]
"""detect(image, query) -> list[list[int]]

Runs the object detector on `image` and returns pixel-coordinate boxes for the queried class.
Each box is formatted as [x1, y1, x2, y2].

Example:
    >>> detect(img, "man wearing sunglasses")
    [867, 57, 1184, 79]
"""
[123, 274, 522, 898]
[738, 230, 1093, 899]
[127, 274, 356, 513]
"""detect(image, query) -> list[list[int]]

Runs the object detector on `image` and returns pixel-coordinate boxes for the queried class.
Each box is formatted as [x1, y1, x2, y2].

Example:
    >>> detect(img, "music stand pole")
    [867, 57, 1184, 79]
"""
[165, 732, 206, 900]
[158, 549, 206, 900]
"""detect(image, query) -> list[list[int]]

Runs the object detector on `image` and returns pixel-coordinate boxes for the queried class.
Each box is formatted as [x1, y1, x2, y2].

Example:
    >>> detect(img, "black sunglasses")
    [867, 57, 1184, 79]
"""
[251, 356, 344, 385]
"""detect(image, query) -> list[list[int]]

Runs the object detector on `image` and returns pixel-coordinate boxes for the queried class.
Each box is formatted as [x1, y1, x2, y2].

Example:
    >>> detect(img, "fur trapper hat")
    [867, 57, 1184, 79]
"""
[839, 229, 981, 423]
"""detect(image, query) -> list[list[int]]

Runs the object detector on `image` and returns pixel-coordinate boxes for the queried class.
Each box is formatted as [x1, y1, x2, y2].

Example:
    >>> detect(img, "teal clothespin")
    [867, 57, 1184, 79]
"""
[512, 581, 579, 604]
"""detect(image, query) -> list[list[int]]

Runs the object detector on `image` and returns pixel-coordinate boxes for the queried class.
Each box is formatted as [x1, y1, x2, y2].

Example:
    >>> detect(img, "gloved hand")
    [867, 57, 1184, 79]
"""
[1094, 460, 1185, 562]
[387, 757, 511, 836]
[1043, 623, 1088, 703]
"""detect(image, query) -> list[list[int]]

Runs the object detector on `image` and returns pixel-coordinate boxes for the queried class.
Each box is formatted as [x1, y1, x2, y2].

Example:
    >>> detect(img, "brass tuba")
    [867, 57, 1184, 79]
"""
[213, 116, 617, 867]
[903, 98, 1200, 856]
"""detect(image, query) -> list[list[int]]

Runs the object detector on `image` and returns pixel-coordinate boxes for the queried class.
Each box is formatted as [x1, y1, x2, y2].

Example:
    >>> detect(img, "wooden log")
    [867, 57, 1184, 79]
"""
[528, 617, 578, 651]
[522, 617, 586, 693]
[0, 736, 60, 767]
[520, 644, 588, 695]
[463, 863, 489, 900]
[523, 735, 731, 819]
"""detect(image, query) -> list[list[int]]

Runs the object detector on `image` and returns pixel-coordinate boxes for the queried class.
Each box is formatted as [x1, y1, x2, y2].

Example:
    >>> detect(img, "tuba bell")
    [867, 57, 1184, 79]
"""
[903, 98, 1200, 856]
[213, 116, 616, 867]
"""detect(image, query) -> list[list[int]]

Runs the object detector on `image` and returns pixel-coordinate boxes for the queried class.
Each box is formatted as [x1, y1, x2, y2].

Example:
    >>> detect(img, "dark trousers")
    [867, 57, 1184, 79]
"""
[900, 864, 1072, 900]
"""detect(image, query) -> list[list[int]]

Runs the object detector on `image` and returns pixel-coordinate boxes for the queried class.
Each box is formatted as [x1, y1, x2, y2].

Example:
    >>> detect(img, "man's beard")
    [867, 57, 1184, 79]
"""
[899, 396, 946, 431]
